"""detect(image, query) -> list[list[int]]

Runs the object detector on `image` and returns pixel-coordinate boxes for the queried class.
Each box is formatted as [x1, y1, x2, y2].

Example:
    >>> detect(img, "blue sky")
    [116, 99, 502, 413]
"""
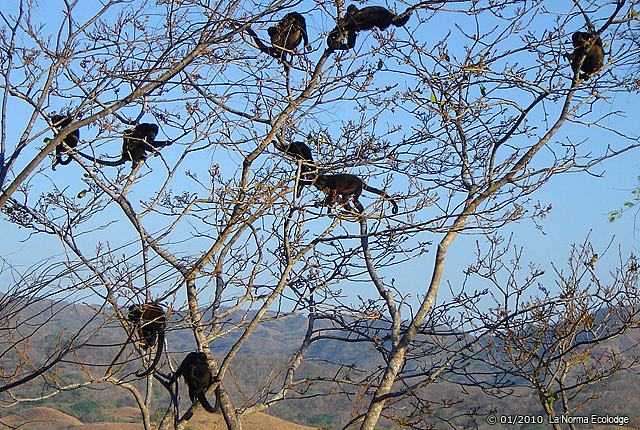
[1, 0, 639, 310]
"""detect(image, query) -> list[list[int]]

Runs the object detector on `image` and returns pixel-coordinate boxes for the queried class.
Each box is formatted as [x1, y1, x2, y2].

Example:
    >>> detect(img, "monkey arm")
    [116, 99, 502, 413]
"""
[346, 30, 357, 49]
[46, 135, 78, 170]
[302, 26, 310, 50]
[327, 22, 357, 51]
[245, 27, 269, 52]
[151, 139, 174, 149]
[167, 363, 183, 386]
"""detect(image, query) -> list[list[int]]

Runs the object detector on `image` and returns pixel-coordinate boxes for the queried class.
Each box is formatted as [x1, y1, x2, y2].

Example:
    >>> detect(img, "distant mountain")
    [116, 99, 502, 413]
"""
[1, 298, 639, 429]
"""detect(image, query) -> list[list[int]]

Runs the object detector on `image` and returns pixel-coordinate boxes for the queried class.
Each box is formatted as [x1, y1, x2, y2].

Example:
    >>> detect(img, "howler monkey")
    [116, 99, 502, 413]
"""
[564, 31, 604, 80]
[313, 173, 398, 214]
[170, 351, 218, 420]
[269, 12, 310, 57]
[128, 302, 167, 377]
[274, 140, 313, 162]
[274, 140, 316, 193]
[327, 5, 412, 51]
[247, 12, 310, 70]
[76, 123, 172, 167]
[50, 115, 80, 169]
[121, 123, 163, 164]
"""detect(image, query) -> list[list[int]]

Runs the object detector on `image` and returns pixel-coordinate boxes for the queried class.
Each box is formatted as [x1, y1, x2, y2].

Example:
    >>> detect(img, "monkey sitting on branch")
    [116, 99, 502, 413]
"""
[169, 351, 219, 420]
[127, 302, 167, 377]
[327, 4, 412, 51]
[246, 12, 310, 71]
[564, 31, 605, 81]
[313, 173, 398, 215]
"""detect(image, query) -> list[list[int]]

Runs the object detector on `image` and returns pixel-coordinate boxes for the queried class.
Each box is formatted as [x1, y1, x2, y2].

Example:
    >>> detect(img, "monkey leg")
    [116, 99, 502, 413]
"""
[141, 326, 157, 348]
[351, 197, 365, 213]
[323, 195, 335, 213]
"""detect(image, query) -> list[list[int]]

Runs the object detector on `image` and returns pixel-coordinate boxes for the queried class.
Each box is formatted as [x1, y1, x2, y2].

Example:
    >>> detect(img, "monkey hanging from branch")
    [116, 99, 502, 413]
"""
[48, 115, 80, 170]
[128, 302, 167, 377]
[168, 351, 219, 420]
[313, 173, 398, 215]
[327, 4, 412, 51]
[246, 12, 310, 72]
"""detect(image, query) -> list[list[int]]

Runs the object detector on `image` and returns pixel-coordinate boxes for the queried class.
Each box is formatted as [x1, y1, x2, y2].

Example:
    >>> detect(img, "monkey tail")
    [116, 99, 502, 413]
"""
[135, 330, 164, 377]
[199, 392, 218, 413]
[246, 27, 285, 60]
[392, 8, 412, 27]
[75, 151, 126, 166]
[56, 155, 73, 166]
[363, 185, 399, 214]
[52, 155, 71, 170]
[52, 142, 74, 169]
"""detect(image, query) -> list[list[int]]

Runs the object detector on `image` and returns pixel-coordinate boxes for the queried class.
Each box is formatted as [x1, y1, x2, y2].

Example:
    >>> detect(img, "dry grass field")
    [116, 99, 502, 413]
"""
[0, 407, 319, 430]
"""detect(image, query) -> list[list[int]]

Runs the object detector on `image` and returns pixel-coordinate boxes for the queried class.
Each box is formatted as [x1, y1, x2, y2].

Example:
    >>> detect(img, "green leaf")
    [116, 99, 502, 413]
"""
[430, 93, 437, 103]
[77, 190, 87, 199]
[624, 201, 634, 208]
[608, 210, 620, 223]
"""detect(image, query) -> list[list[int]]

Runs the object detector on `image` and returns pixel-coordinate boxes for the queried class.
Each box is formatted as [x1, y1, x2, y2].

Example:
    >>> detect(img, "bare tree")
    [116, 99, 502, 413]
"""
[1, 0, 639, 429]
[460, 238, 640, 429]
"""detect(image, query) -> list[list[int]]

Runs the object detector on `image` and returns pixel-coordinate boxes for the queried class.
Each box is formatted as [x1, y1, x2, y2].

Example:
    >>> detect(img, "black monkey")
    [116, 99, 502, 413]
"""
[564, 31, 604, 80]
[49, 115, 80, 170]
[246, 12, 310, 70]
[273, 140, 313, 162]
[327, 5, 412, 51]
[121, 123, 162, 164]
[128, 303, 167, 377]
[268, 12, 310, 57]
[170, 352, 218, 420]
[274, 140, 316, 193]
[76, 123, 172, 167]
[313, 173, 398, 214]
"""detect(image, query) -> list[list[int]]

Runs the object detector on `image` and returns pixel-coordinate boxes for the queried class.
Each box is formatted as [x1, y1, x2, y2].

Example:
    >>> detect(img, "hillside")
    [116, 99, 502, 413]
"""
[1, 299, 639, 429]
[0, 407, 318, 430]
